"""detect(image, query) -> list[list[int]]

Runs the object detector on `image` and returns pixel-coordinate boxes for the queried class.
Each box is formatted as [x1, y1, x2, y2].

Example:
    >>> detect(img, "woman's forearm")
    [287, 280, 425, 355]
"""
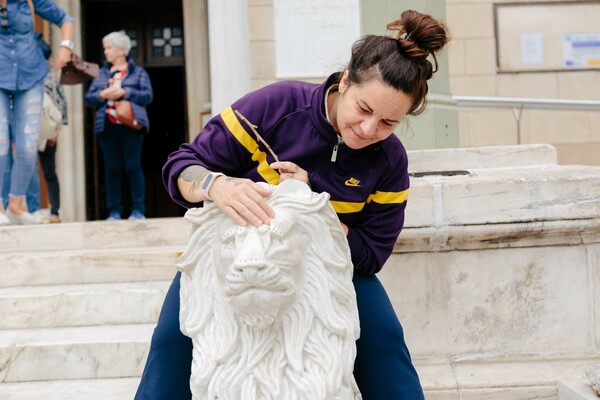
[177, 165, 210, 203]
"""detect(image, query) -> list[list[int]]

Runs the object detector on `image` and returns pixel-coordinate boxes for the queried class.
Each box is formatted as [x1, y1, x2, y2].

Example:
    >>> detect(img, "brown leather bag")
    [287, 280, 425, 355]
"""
[61, 53, 99, 85]
[115, 100, 142, 130]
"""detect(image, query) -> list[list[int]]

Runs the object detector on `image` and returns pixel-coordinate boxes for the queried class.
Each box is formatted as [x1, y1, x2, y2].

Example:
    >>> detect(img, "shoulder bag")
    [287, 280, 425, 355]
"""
[115, 100, 142, 130]
[38, 81, 63, 151]
[25, 0, 52, 59]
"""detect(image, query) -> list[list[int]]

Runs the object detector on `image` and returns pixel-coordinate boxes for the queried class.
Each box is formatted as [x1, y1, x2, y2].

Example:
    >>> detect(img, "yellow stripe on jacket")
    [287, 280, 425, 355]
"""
[220, 107, 280, 184]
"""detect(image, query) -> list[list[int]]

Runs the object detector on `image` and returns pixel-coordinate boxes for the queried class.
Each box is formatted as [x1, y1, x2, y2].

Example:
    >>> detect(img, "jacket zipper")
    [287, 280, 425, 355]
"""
[331, 135, 343, 162]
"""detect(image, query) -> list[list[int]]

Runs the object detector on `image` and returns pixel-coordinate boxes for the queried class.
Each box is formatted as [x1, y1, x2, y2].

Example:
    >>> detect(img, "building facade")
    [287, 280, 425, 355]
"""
[46, 0, 598, 222]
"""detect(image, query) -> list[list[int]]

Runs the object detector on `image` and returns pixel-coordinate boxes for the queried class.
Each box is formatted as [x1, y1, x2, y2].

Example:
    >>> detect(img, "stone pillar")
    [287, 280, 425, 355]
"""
[183, 0, 211, 140]
[360, 0, 458, 150]
[207, 0, 252, 118]
[53, 0, 86, 222]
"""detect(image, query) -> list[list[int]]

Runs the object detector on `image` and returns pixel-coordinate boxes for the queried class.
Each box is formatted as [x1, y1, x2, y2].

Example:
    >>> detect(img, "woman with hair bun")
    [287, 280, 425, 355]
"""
[136, 10, 449, 400]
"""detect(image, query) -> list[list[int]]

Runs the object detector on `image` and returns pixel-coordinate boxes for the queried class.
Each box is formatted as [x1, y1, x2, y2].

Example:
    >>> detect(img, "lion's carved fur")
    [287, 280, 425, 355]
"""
[176, 180, 361, 399]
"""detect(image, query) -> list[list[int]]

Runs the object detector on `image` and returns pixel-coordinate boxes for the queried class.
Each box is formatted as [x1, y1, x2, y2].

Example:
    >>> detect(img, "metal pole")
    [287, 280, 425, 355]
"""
[511, 105, 524, 144]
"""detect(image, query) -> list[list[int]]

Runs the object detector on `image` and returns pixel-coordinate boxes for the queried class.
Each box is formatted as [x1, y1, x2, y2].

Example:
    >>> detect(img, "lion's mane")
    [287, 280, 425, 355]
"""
[176, 180, 360, 399]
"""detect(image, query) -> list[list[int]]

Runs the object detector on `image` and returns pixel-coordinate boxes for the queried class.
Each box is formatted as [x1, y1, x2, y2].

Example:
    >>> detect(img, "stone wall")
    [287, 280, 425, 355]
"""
[382, 144, 600, 361]
[445, 0, 600, 166]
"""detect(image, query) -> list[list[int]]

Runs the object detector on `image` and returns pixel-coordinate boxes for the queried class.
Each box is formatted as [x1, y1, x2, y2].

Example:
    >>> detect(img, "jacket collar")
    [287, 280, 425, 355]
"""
[309, 73, 342, 145]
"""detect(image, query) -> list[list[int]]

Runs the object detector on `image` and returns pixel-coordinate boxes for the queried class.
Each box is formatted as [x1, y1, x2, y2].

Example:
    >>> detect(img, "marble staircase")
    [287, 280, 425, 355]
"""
[0, 219, 187, 399]
[0, 144, 599, 399]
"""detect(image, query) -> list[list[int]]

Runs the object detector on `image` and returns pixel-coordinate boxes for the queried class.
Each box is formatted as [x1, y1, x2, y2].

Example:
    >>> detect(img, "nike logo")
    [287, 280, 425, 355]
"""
[344, 177, 361, 187]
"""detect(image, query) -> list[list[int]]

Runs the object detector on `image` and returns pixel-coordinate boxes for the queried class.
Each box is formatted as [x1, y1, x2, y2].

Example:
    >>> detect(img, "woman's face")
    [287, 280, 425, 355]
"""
[333, 70, 413, 150]
[103, 40, 125, 64]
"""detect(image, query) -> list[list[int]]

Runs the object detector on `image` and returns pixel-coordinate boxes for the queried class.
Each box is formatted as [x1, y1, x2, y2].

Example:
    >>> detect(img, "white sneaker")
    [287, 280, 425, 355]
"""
[33, 209, 51, 224]
[6, 209, 42, 225]
[0, 213, 10, 225]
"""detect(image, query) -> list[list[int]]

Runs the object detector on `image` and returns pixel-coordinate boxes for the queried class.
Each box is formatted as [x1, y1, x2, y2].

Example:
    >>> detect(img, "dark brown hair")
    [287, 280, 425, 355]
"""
[341, 10, 450, 116]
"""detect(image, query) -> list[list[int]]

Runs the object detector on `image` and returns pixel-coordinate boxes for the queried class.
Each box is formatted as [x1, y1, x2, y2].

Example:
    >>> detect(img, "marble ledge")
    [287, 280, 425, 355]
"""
[415, 354, 600, 394]
[558, 377, 600, 400]
[395, 218, 600, 253]
[407, 144, 558, 173]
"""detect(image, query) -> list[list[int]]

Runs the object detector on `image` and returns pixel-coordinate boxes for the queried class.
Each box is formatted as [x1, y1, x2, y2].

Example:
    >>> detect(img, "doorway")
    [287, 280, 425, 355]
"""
[82, 0, 187, 220]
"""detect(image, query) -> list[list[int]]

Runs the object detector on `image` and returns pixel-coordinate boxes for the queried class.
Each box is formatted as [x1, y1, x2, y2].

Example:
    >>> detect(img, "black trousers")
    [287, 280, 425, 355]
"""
[39, 144, 59, 216]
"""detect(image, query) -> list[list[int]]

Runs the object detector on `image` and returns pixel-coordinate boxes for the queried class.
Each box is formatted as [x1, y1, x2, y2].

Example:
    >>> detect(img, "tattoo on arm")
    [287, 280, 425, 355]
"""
[180, 165, 209, 197]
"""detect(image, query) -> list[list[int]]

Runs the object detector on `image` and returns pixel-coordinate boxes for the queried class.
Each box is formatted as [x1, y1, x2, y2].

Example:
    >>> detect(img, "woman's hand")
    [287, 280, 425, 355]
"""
[177, 166, 274, 227]
[270, 161, 309, 185]
[55, 21, 74, 70]
[55, 47, 71, 69]
[208, 176, 274, 227]
[100, 87, 126, 100]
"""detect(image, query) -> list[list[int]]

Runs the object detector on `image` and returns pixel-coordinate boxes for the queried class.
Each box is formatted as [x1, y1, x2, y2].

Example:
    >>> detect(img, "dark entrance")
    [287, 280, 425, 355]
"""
[82, 0, 187, 220]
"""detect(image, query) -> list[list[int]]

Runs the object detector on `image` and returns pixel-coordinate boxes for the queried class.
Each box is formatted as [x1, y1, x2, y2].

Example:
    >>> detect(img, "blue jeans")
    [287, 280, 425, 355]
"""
[1, 147, 41, 212]
[134, 273, 424, 400]
[97, 120, 145, 217]
[0, 83, 44, 206]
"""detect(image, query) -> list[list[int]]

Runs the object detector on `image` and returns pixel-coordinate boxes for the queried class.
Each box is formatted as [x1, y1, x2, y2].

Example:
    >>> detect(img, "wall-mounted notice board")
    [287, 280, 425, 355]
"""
[494, 1, 600, 72]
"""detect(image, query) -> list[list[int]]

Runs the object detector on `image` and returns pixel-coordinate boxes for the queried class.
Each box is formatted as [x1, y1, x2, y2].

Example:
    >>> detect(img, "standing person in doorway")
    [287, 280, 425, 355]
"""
[85, 31, 153, 221]
[38, 66, 68, 223]
[0, 0, 73, 225]
[135, 10, 449, 400]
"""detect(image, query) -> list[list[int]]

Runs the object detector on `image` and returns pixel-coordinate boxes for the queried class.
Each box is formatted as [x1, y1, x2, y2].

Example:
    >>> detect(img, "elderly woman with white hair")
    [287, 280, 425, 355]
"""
[85, 31, 153, 220]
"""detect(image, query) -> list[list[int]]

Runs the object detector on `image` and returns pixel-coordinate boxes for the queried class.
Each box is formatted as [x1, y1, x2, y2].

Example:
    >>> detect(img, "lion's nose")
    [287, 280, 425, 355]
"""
[232, 230, 267, 276]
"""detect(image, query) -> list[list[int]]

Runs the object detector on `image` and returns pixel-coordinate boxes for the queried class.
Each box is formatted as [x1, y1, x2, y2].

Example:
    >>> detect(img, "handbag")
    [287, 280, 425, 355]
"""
[114, 100, 142, 130]
[38, 83, 63, 151]
[61, 53, 99, 85]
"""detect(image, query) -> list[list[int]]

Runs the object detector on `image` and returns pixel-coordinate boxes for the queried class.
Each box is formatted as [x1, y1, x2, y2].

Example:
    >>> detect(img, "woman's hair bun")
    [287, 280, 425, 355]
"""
[387, 10, 449, 73]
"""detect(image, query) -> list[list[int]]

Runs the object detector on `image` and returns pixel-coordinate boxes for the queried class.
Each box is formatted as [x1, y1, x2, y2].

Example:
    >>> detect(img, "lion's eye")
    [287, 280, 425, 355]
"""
[223, 236, 236, 250]
[269, 235, 284, 247]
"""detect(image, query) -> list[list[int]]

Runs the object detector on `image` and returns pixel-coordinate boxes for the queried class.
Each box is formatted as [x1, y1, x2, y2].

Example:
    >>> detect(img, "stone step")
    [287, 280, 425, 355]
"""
[0, 378, 140, 400]
[0, 246, 181, 288]
[0, 217, 189, 254]
[416, 355, 600, 400]
[0, 324, 153, 383]
[0, 355, 596, 399]
[0, 281, 169, 330]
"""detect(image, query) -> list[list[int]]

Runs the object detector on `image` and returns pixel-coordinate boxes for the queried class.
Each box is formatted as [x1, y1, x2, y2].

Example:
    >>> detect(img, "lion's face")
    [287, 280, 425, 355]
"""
[214, 208, 306, 328]
[178, 180, 361, 399]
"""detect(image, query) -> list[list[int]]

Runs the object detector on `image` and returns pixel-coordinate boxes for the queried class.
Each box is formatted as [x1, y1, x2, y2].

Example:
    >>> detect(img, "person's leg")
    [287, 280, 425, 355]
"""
[120, 130, 145, 216]
[97, 131, 124, 218]
[8, 83, 43, 215]
[26, 159, 41, 213]
[1, 142, 12, 211]
[39, 144, 60, 217]
[0, 90, 11, 212]
[135, 272, 193, 400]
[352, 274, 424, 400]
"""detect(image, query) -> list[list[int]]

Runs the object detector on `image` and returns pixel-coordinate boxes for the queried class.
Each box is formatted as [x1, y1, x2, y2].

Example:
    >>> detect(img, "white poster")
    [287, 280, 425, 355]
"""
[520, 32, 544, 65]
[274, 0, 361, 78]
[563, 34, 600, 68]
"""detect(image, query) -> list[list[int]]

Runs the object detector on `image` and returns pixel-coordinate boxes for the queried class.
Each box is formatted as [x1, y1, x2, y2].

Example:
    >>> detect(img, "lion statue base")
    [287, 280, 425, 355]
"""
[176, 179, 361, 399]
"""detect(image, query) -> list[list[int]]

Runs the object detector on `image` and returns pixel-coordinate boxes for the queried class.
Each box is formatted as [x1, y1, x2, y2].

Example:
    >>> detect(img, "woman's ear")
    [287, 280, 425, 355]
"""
[339, 70, 349, 94]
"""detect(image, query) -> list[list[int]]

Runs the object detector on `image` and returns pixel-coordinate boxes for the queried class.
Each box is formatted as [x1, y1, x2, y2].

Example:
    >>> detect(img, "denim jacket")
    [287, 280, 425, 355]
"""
[0, 0, 73, 91]
[85, 59, 153, 134]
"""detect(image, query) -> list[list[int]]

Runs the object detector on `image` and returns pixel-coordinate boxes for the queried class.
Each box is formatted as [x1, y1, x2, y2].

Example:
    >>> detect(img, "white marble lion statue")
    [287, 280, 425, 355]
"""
[176, 179, 361, 400]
